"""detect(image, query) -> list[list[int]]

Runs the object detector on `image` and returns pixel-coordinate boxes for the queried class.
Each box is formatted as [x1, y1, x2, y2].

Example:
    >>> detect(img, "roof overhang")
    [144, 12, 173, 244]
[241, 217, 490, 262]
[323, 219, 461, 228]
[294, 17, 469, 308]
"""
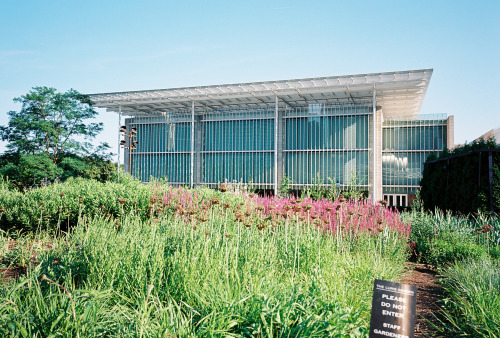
[88, 69, 433, 119]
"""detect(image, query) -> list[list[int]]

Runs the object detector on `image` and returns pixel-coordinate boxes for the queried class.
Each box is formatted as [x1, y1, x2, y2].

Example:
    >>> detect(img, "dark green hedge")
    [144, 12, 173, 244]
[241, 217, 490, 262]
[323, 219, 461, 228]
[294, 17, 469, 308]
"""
[420, 139, 499, 214]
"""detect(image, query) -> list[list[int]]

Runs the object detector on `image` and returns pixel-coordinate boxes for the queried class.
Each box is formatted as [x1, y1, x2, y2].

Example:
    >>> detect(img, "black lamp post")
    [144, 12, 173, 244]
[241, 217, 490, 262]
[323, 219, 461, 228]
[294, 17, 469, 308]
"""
[119, 126, 138, 175]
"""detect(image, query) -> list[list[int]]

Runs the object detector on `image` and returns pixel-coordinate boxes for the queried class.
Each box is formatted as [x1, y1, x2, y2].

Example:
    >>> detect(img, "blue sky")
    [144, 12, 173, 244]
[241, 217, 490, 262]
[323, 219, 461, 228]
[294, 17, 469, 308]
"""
[1, 0, 499, 160]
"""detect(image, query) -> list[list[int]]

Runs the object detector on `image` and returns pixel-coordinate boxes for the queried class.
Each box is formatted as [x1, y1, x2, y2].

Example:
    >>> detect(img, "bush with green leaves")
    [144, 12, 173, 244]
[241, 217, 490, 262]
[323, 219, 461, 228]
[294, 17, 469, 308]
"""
[0, 175, 156, 233]
[405, 209, 500, 267]
[420, 137, 500, 214]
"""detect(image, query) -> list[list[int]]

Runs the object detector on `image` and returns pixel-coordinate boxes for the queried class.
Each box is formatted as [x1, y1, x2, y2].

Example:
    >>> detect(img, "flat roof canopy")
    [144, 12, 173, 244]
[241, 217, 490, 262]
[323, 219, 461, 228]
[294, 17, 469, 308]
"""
[88, 69, 432, 119]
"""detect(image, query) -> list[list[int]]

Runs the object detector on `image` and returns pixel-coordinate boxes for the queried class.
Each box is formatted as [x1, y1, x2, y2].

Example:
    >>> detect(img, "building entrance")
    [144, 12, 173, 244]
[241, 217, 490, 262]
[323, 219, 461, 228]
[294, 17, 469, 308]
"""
[383, 194, 408, 207]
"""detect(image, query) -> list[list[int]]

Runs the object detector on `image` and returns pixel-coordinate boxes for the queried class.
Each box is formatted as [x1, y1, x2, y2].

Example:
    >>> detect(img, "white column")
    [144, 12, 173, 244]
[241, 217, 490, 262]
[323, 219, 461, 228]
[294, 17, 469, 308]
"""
[274, 95, 279, 195]
[117, 106, 121, 182]
[372, 91, 377, 203]
[191, 101, 195, 188]
[371, 90, 383, 203]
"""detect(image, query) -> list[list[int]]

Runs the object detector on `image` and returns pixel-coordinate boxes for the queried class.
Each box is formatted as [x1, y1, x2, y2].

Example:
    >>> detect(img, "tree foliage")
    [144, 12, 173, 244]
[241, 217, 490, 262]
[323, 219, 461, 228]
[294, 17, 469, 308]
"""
[0, 87, 115, 188]
[420, 137, 500, 214]
[0, 86, 105, 163]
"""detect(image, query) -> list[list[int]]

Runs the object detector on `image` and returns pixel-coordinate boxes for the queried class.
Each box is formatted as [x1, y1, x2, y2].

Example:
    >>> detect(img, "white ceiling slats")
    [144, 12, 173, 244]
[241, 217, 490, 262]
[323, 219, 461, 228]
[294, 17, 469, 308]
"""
[89, 69, 432, 119]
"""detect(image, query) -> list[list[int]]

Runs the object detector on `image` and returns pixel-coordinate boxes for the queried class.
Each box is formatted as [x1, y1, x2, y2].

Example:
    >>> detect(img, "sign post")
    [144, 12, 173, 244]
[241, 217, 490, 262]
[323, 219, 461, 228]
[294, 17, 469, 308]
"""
[369, 279, 417, 338]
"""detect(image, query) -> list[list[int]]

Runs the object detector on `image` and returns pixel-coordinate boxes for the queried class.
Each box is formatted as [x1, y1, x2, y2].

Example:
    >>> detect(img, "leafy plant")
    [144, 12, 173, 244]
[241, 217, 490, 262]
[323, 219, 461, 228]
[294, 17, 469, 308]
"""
[278, 174, 293, 197]
[438, 258, 500, 336]
[0, 180, 411, 336]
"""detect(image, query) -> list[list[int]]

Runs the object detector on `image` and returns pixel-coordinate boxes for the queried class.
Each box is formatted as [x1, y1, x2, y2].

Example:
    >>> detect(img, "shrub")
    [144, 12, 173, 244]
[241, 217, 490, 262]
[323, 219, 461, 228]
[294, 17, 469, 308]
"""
[439, 257, 500, 336]
[406, 209, 500, 266]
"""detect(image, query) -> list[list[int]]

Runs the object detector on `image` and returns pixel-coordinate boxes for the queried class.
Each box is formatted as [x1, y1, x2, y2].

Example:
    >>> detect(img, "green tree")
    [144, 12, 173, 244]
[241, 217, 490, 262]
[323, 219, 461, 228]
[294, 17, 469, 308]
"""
[0, 87, 114, 188]
[0, 86, 105, 163]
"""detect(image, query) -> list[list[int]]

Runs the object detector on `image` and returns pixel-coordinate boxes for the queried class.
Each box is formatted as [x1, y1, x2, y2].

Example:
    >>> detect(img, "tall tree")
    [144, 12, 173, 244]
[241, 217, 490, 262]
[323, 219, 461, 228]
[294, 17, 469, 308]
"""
[0, 87, 114, 188]
[0, 86, 104, 163]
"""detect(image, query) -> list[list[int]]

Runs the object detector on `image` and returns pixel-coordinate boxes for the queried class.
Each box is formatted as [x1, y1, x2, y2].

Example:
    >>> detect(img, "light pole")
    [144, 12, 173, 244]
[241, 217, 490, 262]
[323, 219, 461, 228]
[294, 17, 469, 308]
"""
[120, 125, 138, 175]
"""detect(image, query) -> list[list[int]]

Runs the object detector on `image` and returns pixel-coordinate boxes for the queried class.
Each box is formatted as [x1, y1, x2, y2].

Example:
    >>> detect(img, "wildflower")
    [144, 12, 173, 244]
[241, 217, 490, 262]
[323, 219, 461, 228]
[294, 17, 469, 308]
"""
[153, 219, 160, 223]
[118, 198, 127, 205]
[249, 193, 255, 198]
[211, 196, 220, 205]
[244, 220, 252, 228]
[481, 225, 493, 233]
[303, 204, 313, 212]
[325, 206, 332, 212]
[218, 184, 228, 193]
[0, 207, 6, 213]
[379, 200, 388, 206]
[293, 205, 302, 213]
[338, 196, 346, 203]
[255, 205, 265, 211]
[348, 210, 355, 216]
[313, 219, 322, 227]
[198, 215, 209, 223]
[222, 202, 231, 209]
[59, 192, 65, 197]
[205, 231, 210, 236]
[150, 197, 158, 204]
[299, 216, 306, 222]
[192, 225, 197, 231]
[40, 202, 45, 207]
[224, 232, 231, 238]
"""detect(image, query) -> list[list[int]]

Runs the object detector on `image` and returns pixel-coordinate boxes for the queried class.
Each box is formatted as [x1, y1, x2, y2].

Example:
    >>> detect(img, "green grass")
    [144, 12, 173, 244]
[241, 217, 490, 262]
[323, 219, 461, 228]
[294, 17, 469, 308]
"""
[438, 257, 500, 337]
[404, 208, 500, 337]
[0, 200, 409, 336]
[405, 209, 500, 266]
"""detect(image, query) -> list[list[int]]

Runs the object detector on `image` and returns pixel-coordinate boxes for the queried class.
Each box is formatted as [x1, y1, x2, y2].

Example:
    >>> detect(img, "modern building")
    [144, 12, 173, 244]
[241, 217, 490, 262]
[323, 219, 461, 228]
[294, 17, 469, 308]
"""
[89, 69, 454, 206]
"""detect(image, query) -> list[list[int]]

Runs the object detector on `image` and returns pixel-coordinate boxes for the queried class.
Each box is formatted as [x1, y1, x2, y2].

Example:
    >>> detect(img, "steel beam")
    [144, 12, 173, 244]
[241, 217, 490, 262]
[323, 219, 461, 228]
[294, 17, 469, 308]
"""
[191, 101, 195, 188]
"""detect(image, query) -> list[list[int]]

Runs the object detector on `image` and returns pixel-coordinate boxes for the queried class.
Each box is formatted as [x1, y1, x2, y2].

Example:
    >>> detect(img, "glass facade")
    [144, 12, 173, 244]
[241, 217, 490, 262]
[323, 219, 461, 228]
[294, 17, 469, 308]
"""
[382, 116, 447, 194]
[201, 108, 275, 186]
[125, 106, 448, 196]
[284, 104, 370, 187]
[130, 114, 192, 183]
